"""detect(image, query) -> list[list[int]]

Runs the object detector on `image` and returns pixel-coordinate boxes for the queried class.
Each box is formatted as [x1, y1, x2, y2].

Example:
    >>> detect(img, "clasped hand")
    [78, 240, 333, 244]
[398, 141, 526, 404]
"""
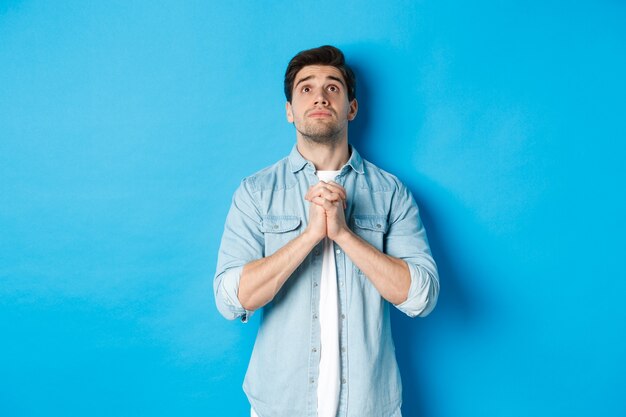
[304, 181, 350, 242]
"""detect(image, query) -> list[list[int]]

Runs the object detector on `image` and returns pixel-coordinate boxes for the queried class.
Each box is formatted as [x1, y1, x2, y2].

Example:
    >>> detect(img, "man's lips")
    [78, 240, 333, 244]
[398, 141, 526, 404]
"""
[308, 111, 332, 118]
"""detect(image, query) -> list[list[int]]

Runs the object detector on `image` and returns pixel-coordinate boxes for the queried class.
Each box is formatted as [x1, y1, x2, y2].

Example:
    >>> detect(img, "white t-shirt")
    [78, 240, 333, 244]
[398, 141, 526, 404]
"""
[251, 170, 341, 417]
[315, 170, 341, 417]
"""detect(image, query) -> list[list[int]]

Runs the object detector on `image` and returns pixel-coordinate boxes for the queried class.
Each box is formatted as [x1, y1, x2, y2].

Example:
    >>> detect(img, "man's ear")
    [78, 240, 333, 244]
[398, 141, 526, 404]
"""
[286, 101, 294, 123]
[348, 99, 358, 121]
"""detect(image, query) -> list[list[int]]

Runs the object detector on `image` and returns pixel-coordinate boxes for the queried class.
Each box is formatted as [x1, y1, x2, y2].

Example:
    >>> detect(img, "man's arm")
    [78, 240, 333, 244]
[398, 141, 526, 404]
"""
[308, 180, 439, 317]
[214, 179, 266, 322]
[215, 178, 346, 320]
[238, 226, 320, 311]
[238, 181, 346, 310]
[334, 229, 411, 305]
[310, 196, 411, 305]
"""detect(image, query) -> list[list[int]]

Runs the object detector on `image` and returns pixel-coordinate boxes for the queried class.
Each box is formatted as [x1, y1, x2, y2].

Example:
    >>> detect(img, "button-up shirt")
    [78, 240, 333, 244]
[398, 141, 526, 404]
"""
[214, 144, 439, 417]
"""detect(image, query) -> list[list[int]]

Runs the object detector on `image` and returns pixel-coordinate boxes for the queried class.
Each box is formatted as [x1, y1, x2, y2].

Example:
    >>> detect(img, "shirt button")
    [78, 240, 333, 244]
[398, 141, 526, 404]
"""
[341, 314, 345, 320]
[314, 250, 320, 256]
[312, 347, 317, 353]
[376, 223, 381, 228]
[313, 282, 318, 287]
[273, 224, 278, 229]
[339, 281, 344, 286]
[313, 314, 318, 319]
[341, 347, 346, 353]
[310, 378, 315, 384]
[342, 378, 347, 384]
[336, 249, 341, 254]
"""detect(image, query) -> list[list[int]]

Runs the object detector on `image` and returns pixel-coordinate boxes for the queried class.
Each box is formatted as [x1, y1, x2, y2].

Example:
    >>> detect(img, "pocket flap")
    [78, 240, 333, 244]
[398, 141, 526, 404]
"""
[261, 215, 301, 233]
[354, 215, 388, 233]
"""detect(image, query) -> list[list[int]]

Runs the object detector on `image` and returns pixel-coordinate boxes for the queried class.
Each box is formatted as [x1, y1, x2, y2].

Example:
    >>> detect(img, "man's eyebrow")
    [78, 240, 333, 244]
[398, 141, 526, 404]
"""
[294, 74, 346, 89]
[327, 75, 346, 87]
[294, 75, 314, 89]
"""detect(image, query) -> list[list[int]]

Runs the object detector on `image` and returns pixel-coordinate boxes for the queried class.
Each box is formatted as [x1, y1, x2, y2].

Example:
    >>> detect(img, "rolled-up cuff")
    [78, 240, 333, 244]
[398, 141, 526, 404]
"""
[394, 262, 439, 318]
[215, 265, 255, 323]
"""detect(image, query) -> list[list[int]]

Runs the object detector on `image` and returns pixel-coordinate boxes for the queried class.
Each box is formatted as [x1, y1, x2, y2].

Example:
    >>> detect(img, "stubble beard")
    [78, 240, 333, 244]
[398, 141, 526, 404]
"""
[296, 119, 344, 145]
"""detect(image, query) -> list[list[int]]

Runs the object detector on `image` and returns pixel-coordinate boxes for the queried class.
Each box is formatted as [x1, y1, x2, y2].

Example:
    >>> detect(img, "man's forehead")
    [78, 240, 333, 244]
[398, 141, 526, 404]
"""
[294, 65, 346, 85]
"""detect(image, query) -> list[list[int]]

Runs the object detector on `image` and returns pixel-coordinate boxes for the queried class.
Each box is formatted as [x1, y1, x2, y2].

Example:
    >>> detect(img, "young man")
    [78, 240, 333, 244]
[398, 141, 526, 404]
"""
[214, 45, 439, 417]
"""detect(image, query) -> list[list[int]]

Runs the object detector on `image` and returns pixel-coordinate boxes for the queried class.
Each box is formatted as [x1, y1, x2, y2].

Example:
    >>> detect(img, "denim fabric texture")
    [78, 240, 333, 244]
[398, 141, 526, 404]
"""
[214, 145, 439, 417]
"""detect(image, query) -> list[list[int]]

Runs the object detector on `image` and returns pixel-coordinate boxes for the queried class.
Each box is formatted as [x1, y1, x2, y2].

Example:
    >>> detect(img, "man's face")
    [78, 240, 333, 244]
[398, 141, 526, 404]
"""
[286, 65, 358, 144]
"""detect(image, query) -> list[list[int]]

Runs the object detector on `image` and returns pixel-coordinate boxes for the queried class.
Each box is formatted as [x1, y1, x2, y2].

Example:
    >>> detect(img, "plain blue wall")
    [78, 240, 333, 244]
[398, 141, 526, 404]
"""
[1, 1, 625, 416]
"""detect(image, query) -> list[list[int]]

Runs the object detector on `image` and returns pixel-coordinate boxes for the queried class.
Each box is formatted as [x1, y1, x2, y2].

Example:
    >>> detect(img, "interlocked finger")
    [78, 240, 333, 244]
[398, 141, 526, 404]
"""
[321, 181, 347, 200]
[311, 196, 345, 211]
[308, 189, 346, 209]
[311, 196, 340, 210]
[321, 190, 342, 202]
[305, 181, 347, 202]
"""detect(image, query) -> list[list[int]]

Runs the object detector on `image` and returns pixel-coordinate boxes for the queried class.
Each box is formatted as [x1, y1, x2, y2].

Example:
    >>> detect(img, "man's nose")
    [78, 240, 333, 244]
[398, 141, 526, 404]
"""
[314, 90, 329, 106]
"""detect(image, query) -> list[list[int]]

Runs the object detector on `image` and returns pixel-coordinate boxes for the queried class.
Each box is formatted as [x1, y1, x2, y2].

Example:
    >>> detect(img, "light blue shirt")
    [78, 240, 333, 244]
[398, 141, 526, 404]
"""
[214, 145, 439, 417]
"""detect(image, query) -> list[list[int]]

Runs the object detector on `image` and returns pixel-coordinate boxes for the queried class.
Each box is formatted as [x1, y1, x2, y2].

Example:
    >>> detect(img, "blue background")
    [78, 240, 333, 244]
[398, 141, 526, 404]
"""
[1, 1, 625, 416]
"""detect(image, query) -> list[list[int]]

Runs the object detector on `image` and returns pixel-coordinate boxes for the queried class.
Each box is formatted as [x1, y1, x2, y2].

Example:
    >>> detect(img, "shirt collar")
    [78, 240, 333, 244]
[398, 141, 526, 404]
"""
[288, 143, 365, 175]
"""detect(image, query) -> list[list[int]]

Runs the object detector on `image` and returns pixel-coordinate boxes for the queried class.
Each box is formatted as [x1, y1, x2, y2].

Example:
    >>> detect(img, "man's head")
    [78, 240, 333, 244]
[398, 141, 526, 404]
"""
[284, 46, 358, 144]
[284, 45, 356, 103]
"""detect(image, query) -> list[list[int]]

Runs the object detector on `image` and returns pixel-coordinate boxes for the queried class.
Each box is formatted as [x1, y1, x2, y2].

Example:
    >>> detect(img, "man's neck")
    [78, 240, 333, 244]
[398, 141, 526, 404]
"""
[296, 137, 350, 171]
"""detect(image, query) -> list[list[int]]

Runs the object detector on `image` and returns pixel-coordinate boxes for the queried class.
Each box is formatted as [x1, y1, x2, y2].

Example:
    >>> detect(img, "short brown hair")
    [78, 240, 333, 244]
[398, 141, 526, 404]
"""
[284, 45, 356, 103]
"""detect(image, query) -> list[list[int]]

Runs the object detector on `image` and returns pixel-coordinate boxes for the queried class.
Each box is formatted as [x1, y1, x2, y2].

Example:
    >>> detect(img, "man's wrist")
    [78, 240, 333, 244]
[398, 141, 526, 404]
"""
[301, 228, 324, 247]
[331, 227, 355, 246]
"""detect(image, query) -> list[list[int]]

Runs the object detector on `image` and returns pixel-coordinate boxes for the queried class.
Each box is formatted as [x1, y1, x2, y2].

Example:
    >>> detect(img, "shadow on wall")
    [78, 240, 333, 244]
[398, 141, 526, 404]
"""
[348, 50, 491, 417]
[392, 183, 490, 417]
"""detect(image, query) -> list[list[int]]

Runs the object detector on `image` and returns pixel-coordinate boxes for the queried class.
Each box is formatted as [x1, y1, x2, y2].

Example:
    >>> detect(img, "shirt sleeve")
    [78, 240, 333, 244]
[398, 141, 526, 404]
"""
[213, 178, 264, 323]
[385, 181, 440, 318]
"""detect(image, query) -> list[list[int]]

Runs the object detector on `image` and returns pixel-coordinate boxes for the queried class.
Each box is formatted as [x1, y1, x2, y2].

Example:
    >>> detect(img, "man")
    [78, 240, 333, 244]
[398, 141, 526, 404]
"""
[214, 45, 439, 417]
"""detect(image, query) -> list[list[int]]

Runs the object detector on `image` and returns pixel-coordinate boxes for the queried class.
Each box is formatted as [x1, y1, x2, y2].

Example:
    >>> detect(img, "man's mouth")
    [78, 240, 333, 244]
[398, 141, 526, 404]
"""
[308, 111, 332, 118]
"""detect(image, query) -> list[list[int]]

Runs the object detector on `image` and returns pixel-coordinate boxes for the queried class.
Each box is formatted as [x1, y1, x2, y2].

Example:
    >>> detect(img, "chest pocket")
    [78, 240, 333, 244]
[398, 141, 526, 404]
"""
[353, 214, 388, 251]
[261, 215, 302, 256]
[352, 215, 388, 277]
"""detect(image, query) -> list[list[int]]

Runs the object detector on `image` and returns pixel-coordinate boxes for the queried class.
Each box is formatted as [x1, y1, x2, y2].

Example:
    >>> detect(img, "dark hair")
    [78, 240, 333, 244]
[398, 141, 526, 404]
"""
[284, 45, 356, 103]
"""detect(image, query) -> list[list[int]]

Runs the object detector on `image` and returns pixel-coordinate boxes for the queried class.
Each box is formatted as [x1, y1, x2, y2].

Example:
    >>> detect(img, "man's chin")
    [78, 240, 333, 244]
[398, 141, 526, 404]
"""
[297, 125, 342, 144]
[306, 136, 341, 145]
[301, 130, 342, 144]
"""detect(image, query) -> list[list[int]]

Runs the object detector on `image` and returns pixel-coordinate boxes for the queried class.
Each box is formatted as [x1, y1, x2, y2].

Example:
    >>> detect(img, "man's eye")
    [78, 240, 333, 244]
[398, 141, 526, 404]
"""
[328, 85, 339, 92]
[302, 87, 311, 93]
